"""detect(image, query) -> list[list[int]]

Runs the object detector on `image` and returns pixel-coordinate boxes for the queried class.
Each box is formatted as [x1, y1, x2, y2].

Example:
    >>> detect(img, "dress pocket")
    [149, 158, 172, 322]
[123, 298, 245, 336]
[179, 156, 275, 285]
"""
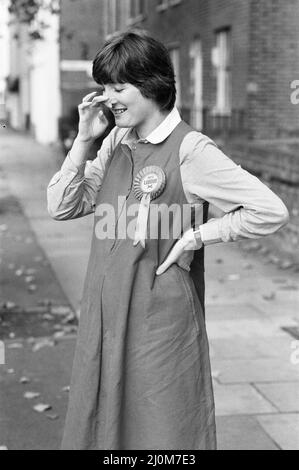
[174, 264, 200, 334]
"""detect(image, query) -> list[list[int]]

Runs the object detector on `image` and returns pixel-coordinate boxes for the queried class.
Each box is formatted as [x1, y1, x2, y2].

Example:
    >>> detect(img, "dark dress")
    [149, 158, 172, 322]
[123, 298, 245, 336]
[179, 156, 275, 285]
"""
[61, 120, 216, 450]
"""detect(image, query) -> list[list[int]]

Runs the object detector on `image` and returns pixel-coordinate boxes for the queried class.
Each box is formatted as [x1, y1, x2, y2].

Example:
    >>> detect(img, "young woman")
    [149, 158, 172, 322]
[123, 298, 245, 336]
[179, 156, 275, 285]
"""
[47, 30, 289, 450]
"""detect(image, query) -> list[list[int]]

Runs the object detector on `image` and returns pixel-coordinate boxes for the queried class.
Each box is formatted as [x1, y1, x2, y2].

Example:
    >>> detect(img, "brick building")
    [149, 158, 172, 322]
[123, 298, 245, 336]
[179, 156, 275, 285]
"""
[58, 0, 106, 146]
[103, 0, 299, 248]
[104, 0, 299, 141]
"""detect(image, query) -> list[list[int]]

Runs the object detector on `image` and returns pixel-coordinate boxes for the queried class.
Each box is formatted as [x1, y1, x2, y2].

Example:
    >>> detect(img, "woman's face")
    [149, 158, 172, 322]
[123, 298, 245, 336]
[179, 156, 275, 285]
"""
[103, 83, 160, 132]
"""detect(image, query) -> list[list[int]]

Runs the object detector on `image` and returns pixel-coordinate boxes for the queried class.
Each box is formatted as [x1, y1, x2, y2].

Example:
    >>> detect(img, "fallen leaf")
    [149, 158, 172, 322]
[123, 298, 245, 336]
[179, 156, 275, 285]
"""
[28, 284, 37, 292]
[212, 370, 221, 379]
[20, 377, 30, 384]
[3, 301, 17, 310]
[46, 413, 59, 420]
[7, 369, 15, 374]
[62, 386, 70, 393]
[15, 269, 24, 276]
[33, 403, 52, 413]
[32, 339, 55, 352]
[42, 313, 54, 321]
[61, 325, 77, 334]
[61, 312, 76, 324]
[53, 331, 65, 339]
[25, 275, 35, 283]
[51, 306, 73, 316]
[24, 391, 41, 400]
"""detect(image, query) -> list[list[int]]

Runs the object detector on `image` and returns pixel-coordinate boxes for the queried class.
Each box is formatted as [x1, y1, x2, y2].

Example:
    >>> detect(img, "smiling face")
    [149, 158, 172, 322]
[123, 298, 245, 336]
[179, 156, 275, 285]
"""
[103, 83, 167, 138]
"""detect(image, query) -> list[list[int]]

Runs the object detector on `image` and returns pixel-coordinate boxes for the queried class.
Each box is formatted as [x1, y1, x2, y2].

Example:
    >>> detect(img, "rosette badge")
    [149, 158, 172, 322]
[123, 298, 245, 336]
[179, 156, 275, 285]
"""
[133, 166, 166, 247]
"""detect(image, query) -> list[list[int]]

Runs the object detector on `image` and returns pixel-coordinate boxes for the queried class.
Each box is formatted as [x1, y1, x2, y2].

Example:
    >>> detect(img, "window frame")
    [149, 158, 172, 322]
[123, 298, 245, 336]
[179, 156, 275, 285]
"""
[213, 27, 232, 116]
[156, 0, 168, 12]
[128, 0, 147, 24]
[168, 45, 181, 109]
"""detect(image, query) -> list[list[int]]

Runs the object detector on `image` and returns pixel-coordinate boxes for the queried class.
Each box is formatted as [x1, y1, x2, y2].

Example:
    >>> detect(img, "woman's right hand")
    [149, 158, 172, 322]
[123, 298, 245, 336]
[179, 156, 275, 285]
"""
[77, 91, 110, 142]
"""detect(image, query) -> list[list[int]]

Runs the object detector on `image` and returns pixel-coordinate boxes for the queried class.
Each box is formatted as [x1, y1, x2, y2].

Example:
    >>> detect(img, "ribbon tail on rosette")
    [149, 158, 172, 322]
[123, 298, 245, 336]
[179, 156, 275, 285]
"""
[133, 193, 151, 248]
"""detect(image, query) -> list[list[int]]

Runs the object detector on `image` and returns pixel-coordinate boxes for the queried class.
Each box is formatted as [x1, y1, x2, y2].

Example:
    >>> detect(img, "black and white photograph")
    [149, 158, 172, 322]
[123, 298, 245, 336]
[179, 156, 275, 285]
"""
[0, 0, 298, 452]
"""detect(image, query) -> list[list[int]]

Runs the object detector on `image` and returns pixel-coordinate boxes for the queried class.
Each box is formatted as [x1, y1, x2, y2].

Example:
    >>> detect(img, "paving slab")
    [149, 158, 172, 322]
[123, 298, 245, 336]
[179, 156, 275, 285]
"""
[216, 415, 279, 450]
[0, 337, 75, 450]
[206, 303, 263, 321]
[206, 318, 291, 340]
[254, 382, 299, 413]
[214, 383, 277, 416]
[257, 414, 299, 450]
[210, 335, 294, 360]
[211, 358, 299, 384]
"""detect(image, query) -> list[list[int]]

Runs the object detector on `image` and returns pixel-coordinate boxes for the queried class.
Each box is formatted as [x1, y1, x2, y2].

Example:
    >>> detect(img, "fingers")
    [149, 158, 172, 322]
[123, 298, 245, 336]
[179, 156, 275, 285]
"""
[79, 95, 109, 110]
[90, 95, 109, 108]
[155, 229, 197, 276]
[82, 91, 97, 102]
[78, 97, 109, 113]
[156, 239, 185, 275]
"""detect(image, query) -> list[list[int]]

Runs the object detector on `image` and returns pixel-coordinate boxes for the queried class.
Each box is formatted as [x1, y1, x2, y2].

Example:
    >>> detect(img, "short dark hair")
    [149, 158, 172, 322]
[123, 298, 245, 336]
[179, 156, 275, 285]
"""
[92, 30, 176, 112]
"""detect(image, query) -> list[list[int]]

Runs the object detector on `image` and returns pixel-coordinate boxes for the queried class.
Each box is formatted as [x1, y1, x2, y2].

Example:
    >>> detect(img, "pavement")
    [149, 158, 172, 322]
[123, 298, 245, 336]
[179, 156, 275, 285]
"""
[0, 128, 299, 450]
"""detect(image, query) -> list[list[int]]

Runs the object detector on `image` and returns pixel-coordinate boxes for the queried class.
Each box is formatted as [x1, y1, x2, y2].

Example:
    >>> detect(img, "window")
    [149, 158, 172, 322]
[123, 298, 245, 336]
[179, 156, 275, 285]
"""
[169, 0, 182, 6]
[190, 39, 203, 130]
[130, 0, 147, 20]
[156, 0, 168, 11]
[169, 47, 181, 109]
[157, 0, 181, 10]
[214, 29, 232, 115]
[106, 0, 116, 36]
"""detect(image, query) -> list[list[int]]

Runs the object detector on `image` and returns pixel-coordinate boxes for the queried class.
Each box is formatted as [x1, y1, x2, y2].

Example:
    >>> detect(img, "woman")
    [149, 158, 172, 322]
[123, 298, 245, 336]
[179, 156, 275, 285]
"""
[47, 30, 289, 450]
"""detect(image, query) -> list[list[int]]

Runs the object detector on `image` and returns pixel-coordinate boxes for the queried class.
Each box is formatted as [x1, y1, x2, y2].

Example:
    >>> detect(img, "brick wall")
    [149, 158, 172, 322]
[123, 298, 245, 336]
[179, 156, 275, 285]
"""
[60, 0, 105, 60]
[140, 0, 250, 117]
[248, 0, 299, 139]
[220, 139, 299, 237]
[132, 0, 299, 140]
[59, 0, 106, 147]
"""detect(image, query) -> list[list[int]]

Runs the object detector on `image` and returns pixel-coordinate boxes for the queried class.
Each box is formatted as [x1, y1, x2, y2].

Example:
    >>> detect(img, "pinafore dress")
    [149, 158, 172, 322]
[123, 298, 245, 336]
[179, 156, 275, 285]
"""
[61, 120, 216, 450]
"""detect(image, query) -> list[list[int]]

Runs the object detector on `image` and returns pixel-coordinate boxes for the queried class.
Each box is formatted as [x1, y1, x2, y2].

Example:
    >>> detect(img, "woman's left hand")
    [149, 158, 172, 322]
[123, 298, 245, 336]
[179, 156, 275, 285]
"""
[156, 229, 202, 275]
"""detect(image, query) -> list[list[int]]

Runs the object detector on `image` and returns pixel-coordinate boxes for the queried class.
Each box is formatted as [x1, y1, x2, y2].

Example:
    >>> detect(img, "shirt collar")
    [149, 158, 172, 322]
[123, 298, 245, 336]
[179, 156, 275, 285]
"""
[121, 107, 181, 147]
